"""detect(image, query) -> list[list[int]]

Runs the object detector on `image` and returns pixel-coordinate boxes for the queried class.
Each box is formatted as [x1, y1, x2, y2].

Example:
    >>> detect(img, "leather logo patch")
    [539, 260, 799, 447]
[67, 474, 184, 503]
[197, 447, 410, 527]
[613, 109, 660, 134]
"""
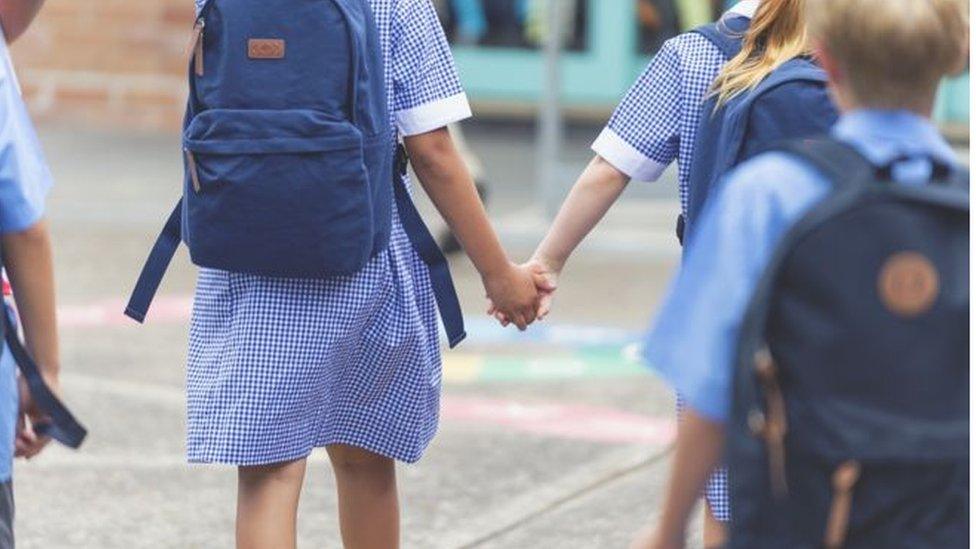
[248, 39, 285, 60]
[878, 252, 940, 317]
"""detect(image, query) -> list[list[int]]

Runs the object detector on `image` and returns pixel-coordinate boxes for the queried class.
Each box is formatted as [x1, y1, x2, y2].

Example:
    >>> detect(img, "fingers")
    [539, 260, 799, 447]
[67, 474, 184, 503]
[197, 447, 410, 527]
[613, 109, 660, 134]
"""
[14, 418, 41, 459]
[537, 294, 553, 320]
[532, 270, 557, 293]
[509, 310, 529, 331]
[18, 435, 51, 460]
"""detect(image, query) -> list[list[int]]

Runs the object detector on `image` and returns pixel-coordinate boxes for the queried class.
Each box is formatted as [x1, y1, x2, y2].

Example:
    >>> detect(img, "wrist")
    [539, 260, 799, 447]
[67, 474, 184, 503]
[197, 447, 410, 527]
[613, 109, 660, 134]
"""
[479, 259, 515, 283]
[531, 252, 564, 276]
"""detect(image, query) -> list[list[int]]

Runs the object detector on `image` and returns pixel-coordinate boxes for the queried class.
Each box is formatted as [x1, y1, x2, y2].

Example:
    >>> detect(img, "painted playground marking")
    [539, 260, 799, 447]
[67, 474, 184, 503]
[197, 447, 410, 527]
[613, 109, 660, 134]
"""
[442, 396, 674, 446]
[58, 296, 650, 383]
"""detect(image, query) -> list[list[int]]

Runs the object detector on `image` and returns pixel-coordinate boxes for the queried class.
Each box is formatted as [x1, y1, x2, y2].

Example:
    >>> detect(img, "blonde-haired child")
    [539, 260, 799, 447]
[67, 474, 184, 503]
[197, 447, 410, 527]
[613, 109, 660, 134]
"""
[634, 0, 968, 547]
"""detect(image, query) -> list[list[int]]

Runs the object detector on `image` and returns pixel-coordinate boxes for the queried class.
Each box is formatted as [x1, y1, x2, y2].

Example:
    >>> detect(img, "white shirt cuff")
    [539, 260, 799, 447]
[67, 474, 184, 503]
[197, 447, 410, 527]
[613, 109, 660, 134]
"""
[395, 93, 473, 136]
[591, 128, 668, 182]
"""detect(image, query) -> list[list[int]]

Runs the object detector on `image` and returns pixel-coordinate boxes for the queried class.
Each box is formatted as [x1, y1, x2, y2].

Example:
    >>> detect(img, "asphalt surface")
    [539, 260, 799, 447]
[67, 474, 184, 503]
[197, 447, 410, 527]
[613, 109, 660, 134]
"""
[13, 120, 696, 548]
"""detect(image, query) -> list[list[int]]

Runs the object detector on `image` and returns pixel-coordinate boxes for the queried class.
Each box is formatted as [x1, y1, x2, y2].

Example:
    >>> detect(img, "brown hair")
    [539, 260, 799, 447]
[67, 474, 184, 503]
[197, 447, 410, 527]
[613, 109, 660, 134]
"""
[712, 0, 811, 106]
[807, 0, 969, 110]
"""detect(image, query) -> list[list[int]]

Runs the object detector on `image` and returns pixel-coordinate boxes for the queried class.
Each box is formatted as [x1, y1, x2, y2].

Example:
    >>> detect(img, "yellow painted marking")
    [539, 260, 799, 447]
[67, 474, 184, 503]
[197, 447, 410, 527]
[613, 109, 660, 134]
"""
[442, 353, 483, 383]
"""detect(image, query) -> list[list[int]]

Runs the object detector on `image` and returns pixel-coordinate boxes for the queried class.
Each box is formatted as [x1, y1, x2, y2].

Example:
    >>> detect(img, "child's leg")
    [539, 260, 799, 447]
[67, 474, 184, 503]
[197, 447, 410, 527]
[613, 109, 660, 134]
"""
[327, 444, 399, 549]
[237, 459, 308, 549]
[702, 503, 728, 548]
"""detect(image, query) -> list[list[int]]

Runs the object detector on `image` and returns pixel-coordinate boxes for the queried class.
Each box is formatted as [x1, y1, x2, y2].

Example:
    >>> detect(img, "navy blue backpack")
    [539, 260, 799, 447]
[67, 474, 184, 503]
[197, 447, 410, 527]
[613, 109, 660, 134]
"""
[729, 139, 969, 548]
[125, 0, 465, 347]
[681, 22, 838, 242]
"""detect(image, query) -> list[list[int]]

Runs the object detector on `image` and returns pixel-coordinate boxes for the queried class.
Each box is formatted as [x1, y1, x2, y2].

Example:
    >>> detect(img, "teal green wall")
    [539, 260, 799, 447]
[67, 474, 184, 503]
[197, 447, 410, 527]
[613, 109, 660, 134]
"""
[453, 2, 970, 125]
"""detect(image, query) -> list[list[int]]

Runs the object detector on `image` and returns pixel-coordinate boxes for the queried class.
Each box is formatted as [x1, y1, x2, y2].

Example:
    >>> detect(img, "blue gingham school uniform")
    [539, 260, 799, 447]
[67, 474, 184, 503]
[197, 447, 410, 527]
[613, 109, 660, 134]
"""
[591, 0, 757, 215]
[186, 0, 472, 466]
[591, 1, 758, 522]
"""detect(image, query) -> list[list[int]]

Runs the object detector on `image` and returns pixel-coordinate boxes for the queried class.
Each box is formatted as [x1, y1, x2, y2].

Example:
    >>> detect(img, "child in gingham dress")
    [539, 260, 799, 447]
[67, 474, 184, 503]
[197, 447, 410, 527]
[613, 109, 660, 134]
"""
[495, 1, 760, 544]
[187, 0, 544, 545]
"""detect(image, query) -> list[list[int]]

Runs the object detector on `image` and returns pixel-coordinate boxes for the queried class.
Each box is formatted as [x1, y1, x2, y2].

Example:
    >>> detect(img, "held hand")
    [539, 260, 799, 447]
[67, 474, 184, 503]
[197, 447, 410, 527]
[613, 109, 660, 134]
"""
[483, 263, 542, 331]
[488, 259, 558, 328]
[15, 374, 54, 459]
[526, 257, 558, 320]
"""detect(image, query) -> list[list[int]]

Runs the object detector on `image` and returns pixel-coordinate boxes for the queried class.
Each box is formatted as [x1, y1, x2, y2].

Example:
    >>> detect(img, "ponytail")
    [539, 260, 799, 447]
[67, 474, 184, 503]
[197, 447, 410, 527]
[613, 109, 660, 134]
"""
[712, 0, 810, 107]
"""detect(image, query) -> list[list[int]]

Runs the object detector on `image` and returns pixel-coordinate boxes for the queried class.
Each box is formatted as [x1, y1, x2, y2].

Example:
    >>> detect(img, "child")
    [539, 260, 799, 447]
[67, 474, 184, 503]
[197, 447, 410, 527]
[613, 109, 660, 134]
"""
[0, 0, 71, 545]
[184, 0, 544, 547]
[634, 0, 968, 546]
[508, 0, 788, 543]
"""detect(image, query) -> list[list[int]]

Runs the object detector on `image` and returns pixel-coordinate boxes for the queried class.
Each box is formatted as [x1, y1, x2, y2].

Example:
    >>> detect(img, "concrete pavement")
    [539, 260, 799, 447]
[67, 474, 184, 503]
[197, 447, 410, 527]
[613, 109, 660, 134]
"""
[12, 121, 696, 548]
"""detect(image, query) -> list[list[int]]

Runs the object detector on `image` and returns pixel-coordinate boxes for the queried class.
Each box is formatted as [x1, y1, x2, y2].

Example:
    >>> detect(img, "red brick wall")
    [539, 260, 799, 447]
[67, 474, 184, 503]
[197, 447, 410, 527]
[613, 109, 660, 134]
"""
[9, 1, 197, 132]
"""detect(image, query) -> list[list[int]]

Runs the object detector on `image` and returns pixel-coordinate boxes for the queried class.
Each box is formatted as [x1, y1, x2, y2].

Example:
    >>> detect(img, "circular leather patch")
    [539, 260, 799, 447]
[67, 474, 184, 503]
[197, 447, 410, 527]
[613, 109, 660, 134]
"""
[877, 252, 940, 317]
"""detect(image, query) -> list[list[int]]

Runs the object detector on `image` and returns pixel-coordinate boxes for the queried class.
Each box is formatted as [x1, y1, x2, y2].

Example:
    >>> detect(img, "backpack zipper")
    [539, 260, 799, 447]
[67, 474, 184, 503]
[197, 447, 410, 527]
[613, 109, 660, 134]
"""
[753, 347, 789, 498]
[824, 460, 862, 548]
[185, 149, 202, 193]
[191, 18, 205, 76]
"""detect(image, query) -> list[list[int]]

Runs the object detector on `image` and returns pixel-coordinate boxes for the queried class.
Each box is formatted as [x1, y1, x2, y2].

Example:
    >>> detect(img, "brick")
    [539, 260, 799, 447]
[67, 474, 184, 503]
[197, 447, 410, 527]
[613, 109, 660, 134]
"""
[9, 1, 191, 131]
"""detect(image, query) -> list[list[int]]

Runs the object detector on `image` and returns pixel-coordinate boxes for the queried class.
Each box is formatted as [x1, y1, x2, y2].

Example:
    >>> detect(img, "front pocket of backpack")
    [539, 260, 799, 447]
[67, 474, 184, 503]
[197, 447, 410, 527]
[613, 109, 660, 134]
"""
[183, 109, 375, 277]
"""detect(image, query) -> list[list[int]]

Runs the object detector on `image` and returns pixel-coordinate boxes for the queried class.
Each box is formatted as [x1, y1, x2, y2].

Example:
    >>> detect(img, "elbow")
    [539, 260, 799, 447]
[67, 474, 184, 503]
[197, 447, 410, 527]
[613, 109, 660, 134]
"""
[403, 127, 454, 174]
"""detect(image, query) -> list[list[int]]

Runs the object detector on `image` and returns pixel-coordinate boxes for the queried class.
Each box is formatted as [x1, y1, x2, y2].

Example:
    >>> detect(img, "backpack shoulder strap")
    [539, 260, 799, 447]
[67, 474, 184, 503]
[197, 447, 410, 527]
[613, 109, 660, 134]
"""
[692, 18, 746, 60]
[125, 200, 183, 323]
[773, 138, 876, 191]
[392, 146, 466, 348]
[1, 307, 87, 448]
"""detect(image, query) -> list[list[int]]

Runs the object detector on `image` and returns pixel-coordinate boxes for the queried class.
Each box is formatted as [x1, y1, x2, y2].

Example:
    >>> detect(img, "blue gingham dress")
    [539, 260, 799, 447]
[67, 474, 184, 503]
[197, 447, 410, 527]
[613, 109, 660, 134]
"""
[186, 0, 472, 466]
[592, 1, 758, 523]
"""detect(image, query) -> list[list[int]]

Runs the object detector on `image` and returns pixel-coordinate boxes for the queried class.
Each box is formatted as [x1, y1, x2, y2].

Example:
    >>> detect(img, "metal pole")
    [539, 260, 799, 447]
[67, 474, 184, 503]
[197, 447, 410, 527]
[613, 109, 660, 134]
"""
[537, 0, 565, 219]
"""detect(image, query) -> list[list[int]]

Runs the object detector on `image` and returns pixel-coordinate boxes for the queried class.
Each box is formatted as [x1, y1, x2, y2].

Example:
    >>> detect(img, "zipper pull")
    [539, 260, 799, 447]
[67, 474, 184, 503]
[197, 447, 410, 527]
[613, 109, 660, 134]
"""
[754, 347, 789, 498]
[185, 149, 202, 193]
[191, 19, 205, 77]
[824, 461, 862, 549]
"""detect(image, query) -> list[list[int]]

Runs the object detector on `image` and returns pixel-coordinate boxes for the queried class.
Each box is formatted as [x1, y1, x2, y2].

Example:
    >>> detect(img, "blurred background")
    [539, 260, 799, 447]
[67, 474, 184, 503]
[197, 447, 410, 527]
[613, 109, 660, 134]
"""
[4, 1, 970, 548]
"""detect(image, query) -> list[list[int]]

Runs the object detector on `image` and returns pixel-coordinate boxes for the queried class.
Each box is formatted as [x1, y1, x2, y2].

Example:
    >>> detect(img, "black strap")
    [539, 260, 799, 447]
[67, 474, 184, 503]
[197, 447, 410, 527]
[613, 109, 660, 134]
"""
[775, 139, 876, 191]
[124, 201, 183, 323]
[393, 145, 466, 348]
[1, 306, 87, 448]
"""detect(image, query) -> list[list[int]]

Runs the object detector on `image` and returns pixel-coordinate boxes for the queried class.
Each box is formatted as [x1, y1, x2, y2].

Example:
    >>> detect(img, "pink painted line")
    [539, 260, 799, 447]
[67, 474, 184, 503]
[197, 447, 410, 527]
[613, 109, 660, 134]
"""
[59, 296, 193, 328]
[442, 396, 675, 446]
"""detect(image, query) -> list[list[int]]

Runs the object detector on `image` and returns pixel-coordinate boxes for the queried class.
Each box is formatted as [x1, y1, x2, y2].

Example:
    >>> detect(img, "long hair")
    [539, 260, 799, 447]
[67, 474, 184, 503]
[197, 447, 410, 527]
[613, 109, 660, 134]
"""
[712, 0, 810, 106]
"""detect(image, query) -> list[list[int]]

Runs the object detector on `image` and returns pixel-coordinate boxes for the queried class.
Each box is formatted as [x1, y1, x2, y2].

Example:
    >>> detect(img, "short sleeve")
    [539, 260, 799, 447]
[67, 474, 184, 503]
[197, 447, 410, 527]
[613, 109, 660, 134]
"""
[642, 154, 828, 422]
[391, 0, 472, 136]
[0, 43, 51, 234]
[592, 40, 683, 182]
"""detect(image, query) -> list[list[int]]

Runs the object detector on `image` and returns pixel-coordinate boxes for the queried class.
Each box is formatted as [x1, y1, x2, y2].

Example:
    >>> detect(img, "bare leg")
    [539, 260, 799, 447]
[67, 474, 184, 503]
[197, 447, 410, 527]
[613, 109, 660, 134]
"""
[237, 459, 308, 549]
[327, 444, 399, 549]
[703, 502, 728, 548]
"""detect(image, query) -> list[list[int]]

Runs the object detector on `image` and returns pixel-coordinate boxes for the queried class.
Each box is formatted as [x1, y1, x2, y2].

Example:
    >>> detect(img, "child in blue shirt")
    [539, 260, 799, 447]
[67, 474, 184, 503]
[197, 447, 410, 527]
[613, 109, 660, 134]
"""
[0, 1, 65, 545]
[635, 0, 968, 546]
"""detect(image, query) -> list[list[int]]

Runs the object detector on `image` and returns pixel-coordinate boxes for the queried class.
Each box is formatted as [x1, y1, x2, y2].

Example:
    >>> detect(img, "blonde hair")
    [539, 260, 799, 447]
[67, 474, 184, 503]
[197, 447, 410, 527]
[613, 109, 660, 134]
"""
[807, 0, 969, 110]
[712, 0, 811, 106]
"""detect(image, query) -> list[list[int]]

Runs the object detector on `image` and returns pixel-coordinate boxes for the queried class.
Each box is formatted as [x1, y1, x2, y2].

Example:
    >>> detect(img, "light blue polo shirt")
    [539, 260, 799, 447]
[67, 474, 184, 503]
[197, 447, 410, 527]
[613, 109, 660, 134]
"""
[643, 110, 959, 423]
[0, 31, 55, 482]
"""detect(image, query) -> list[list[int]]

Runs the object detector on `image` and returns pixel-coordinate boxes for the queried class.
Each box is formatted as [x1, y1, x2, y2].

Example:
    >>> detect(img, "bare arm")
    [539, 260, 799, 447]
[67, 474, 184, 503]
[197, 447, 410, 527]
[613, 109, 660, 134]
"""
[636, 410, 725, 549]
[531, 154, 629, 275]
[0, 0, 45, 44]
[2, 218, 59, 380]
[404, 127, 541, 329]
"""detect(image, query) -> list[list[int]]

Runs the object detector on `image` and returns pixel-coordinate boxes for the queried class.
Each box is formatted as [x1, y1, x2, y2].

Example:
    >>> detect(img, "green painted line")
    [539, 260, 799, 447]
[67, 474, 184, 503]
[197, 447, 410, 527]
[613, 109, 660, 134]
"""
[463, 344, 647, 383]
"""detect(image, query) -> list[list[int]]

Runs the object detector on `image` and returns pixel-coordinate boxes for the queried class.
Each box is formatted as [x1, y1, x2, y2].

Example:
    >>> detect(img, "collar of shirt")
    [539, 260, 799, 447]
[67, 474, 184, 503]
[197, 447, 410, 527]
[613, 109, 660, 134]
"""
[833, 109, 957, 182]
[834, 109, 956, 165]
[728, 0, 760, 18]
